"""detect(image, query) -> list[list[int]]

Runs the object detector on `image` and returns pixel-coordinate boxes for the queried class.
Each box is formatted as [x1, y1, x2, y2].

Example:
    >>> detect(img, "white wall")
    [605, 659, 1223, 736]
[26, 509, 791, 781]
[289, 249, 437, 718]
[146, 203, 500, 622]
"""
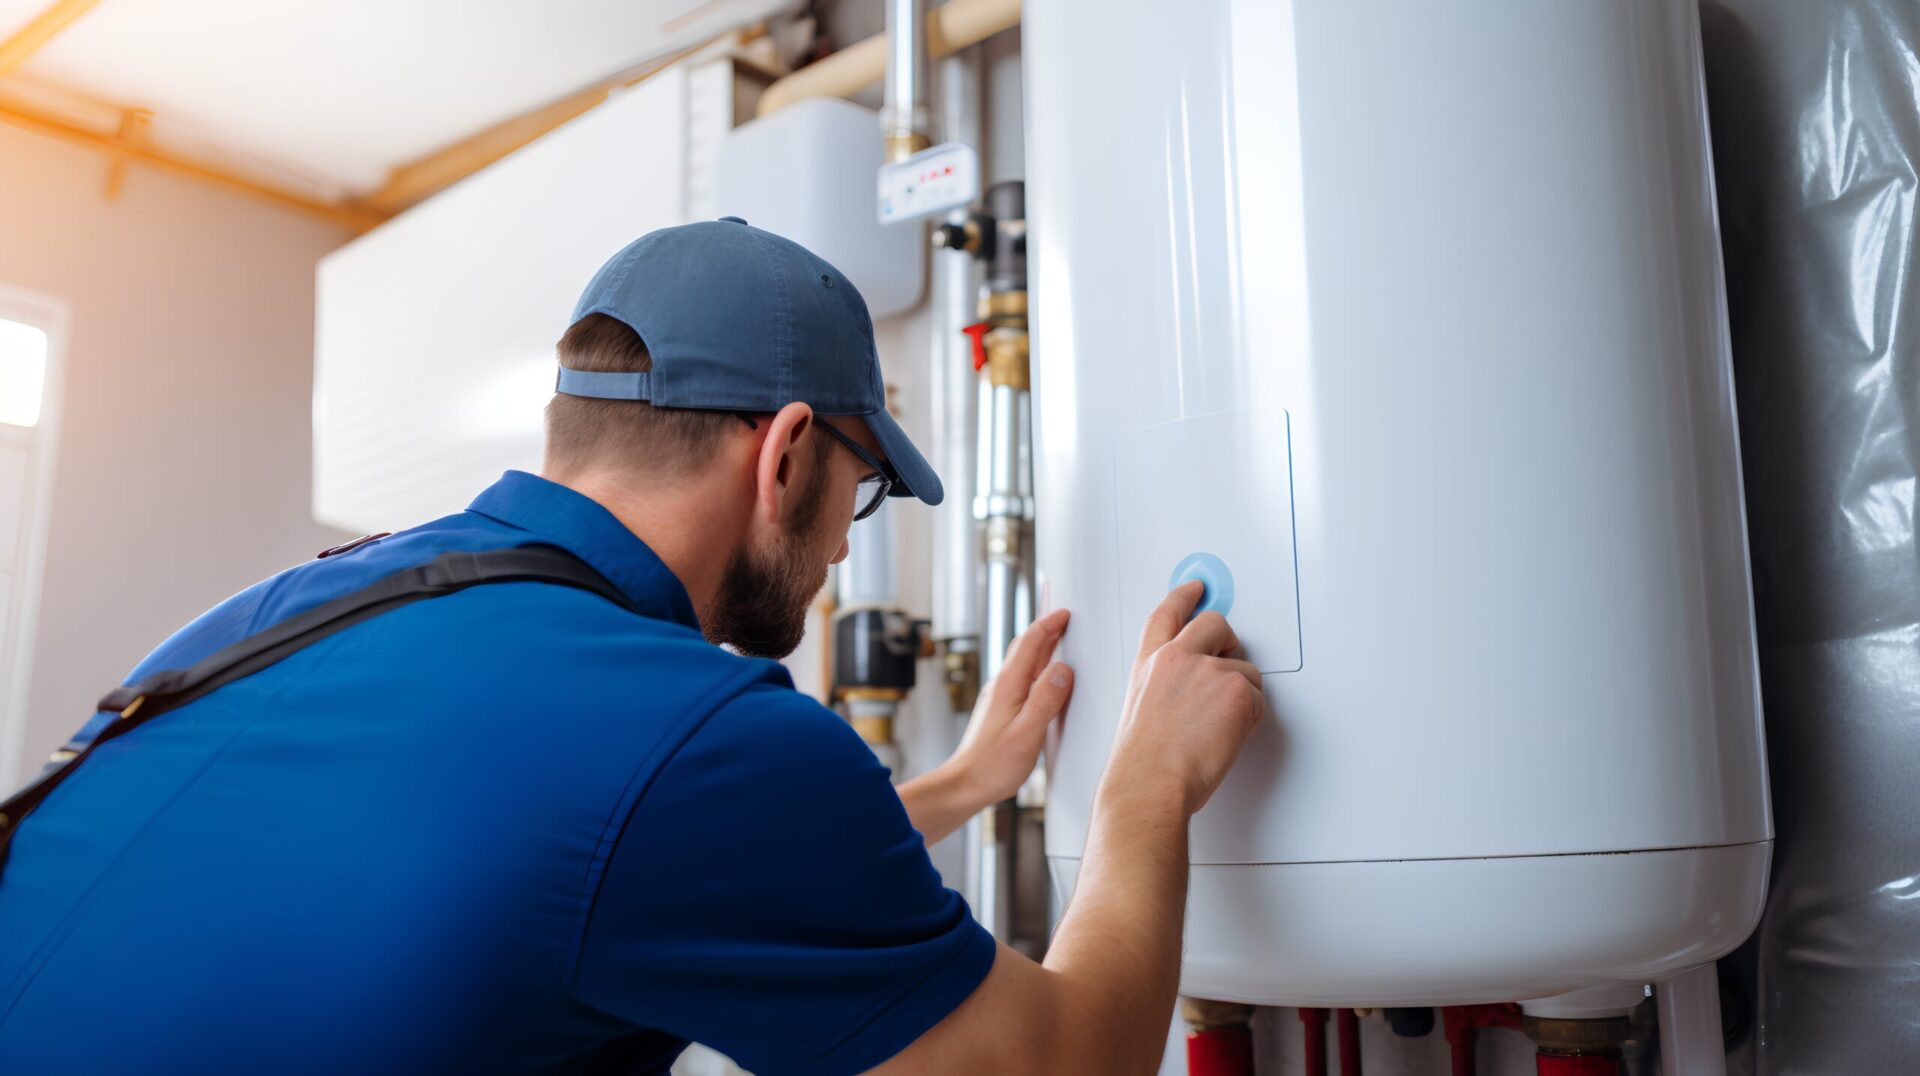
[0, 122, 353, 787]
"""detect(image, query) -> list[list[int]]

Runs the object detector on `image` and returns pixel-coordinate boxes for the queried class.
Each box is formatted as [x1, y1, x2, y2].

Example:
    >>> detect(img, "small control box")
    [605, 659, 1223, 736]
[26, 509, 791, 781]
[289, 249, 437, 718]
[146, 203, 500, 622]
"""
[877, 142, 981, 224]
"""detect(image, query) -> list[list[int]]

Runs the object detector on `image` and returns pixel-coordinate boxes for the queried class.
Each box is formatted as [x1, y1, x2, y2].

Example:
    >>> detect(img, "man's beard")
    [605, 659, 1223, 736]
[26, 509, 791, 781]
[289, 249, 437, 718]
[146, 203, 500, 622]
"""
[704, 462, 832, 659]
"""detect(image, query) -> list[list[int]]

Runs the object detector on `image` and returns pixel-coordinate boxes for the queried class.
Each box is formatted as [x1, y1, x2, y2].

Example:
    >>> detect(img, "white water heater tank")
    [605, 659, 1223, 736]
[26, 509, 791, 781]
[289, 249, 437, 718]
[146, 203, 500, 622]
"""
[1029, 0, 1772, 1004]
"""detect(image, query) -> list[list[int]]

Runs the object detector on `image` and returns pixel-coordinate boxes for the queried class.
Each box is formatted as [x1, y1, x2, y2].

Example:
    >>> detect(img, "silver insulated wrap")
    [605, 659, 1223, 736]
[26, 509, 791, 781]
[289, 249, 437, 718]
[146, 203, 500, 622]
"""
[1703, 1, 1920, 1070]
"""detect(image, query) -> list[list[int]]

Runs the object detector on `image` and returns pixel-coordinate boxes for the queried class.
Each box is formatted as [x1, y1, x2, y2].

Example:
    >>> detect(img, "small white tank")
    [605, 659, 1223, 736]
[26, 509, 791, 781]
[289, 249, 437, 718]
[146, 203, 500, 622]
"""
[1028, 0, 1771, 1004]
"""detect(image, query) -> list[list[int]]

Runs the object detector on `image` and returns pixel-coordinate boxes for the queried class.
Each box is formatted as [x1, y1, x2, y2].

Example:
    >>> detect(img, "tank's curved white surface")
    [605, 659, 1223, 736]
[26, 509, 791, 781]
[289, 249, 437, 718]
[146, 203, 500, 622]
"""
[1027, 0, 1771, 1004]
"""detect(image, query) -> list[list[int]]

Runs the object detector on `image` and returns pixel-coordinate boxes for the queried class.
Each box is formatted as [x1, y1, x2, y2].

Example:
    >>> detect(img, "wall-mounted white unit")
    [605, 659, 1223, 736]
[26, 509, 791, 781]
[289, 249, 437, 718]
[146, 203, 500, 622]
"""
[313, 62, 741, 533]
[1030, 0, 1771, 1005]
[714, 97, 926, 319]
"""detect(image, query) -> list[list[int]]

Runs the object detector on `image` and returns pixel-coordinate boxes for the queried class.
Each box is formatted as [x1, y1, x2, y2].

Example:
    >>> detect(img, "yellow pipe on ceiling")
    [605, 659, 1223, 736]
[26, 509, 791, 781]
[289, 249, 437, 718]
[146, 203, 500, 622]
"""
[0, 94, 385, 232]
[0, 0, 105, 76]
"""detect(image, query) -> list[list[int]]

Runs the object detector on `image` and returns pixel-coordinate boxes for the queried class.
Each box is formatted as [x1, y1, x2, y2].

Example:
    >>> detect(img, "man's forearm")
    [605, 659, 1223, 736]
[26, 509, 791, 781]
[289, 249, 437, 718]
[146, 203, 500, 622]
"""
[1040, 774, 1191, 1072]
[896, 763, 983, 846]
[874, 588, 1253, 1076]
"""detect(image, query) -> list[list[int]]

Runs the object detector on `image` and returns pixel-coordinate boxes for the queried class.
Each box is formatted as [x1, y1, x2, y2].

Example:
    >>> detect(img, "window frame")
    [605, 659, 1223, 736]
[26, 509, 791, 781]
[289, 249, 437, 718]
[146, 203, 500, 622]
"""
[0, 285, 67, 787]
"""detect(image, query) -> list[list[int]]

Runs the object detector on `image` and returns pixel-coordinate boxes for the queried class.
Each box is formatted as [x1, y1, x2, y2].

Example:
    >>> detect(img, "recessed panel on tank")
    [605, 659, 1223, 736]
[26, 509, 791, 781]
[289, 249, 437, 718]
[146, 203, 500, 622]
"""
[1114, 408, 1302, 675]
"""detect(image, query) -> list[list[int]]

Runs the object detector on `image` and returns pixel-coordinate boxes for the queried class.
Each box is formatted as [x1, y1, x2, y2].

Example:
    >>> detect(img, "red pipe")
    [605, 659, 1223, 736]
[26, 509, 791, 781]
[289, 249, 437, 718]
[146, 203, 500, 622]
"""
[1300, 1007, 1330, 1076]
[1445, 1020, 1475, 1076]
[1442, 1004, 1524, 1076]
[1185, 1023, 1254, 1076]
[1336, 1008, 1362, 1076]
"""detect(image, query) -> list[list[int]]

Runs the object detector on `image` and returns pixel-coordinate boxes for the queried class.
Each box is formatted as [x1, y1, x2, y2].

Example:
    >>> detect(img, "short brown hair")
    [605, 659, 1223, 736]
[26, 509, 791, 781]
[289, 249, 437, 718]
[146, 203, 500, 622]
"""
[544, 314, 740, 476]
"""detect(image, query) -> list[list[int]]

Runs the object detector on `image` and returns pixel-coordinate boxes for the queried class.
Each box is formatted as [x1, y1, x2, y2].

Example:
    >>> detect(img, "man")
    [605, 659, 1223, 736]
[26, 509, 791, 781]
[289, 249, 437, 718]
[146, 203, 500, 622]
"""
[0, 219, 1264, 1073]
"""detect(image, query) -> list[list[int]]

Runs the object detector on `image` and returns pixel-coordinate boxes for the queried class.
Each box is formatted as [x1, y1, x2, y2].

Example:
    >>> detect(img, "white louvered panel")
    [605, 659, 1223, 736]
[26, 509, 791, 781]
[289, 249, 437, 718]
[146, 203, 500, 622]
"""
[314, 61, 742, 533]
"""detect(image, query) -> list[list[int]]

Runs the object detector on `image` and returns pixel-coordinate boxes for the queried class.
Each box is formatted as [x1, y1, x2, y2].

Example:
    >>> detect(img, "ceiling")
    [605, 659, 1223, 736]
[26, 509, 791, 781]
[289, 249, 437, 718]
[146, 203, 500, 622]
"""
[0, 0, 795, 206]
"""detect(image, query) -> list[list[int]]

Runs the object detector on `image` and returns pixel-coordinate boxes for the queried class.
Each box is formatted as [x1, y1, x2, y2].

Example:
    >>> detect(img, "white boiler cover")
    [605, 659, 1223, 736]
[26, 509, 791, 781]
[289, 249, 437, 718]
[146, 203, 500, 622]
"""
[1028, 0, 1772, 1004]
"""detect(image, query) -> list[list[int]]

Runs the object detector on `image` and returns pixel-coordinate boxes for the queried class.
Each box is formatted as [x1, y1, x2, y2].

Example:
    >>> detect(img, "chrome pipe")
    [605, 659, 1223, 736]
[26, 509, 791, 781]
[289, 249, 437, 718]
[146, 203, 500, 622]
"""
[882, 0, 931, 161]
[930, 58, 983, 646]
[979, 381, 1030, 683]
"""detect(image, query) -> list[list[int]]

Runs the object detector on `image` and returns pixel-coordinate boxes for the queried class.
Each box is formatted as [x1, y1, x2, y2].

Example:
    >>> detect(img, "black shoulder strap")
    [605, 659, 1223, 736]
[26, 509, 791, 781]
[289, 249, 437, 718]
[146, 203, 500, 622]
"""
[0, 545, 634, 874]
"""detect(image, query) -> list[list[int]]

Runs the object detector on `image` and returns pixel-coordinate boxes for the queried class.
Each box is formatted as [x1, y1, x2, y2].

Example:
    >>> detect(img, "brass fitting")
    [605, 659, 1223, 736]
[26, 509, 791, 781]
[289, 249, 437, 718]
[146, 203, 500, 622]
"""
[1180, 996, 1258, 1032]
[980, 289, 1028, 327]
[983, 515, 1025, 558]
[841, 687, 905, 747]
[943, 645, 981, 713]
[841, 686, 908, 703]
[1523, 1015, 1632, 1057]
[884, 130, 932, 164]
[850, 715, 895, 746]
[984, 328, 1029, 390]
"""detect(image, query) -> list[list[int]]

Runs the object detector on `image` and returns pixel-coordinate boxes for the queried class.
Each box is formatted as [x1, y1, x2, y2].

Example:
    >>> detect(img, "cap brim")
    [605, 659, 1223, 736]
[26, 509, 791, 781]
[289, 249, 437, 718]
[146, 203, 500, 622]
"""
[861, 407, 944, 507]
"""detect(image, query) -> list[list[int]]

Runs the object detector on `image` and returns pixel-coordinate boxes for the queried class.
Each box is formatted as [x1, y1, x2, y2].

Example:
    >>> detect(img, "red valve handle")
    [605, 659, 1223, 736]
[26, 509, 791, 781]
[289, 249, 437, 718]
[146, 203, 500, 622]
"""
[962, 322, 991, 372]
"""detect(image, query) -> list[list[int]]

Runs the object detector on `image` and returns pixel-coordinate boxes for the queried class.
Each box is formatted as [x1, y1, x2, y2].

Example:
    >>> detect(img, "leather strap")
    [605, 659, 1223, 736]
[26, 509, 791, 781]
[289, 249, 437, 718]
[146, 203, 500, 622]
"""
[0, 545, 633, 874]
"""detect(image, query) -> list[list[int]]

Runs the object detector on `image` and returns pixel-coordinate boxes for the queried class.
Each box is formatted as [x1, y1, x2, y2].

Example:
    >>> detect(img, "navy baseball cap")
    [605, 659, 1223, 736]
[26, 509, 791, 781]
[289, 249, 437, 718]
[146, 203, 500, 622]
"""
[558, 217, 943, 506]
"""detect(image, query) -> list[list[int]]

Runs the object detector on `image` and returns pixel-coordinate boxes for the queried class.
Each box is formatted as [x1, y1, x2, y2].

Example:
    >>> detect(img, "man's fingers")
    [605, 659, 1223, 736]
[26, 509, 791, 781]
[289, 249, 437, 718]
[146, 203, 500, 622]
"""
[1221, 657, 1267, 722]
[1136, 581, 1205, 659]
[1016, 661, 1075, 730]
[1175, 610, 1240, 657]
[1215, 656, 1262, 691]
[995, 609, 1071, 706]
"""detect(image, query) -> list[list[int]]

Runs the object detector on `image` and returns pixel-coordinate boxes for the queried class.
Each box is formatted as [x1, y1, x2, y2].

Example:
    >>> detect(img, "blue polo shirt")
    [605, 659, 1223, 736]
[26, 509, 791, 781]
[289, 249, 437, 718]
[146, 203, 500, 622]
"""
[0, 471, 993, 1075]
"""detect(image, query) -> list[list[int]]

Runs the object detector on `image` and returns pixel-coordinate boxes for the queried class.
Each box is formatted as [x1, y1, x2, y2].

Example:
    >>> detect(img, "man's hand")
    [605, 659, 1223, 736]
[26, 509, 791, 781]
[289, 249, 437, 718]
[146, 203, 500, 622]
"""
[871, 585, 1268, 1075]
[1104, 581, 1265, 815]
[951, 608, 1074, 804]
[896, 609, 1073, 845]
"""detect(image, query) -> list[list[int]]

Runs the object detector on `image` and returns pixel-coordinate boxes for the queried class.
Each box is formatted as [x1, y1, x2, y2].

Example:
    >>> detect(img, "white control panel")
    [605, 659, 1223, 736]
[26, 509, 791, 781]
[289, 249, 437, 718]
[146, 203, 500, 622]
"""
[877, 142, 981, 224]
[1114, 408, 1303, 674]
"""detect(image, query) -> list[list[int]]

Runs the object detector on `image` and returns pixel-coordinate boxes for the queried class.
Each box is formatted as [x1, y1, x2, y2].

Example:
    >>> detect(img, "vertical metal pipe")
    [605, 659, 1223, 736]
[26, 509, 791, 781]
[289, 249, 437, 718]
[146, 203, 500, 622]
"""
[931, 51, 983, 650]
[934, 45, 989, 920]
[837, 500, 898, 610]
[970, 198, 1031, 940]
[882, 0, 931, 162]
[973, 376, 1027, 938]
[980, 381, 1028, 683]
[1012, 385, 1035, 638]
[981, 24, 1024, 186]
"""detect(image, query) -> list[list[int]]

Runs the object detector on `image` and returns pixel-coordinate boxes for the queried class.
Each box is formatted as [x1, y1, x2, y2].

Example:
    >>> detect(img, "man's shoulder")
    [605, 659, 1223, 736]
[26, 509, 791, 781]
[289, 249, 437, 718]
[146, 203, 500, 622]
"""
[430, 580, 792, 700]
[127, 511, 514, 682]
[283, 527, 782, 692]
[139, 506, 793, 735]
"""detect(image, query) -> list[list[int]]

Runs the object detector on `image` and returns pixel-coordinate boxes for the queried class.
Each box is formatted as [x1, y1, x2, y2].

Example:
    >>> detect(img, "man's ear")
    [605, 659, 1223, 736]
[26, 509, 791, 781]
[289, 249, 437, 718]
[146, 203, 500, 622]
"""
[752, 401, 816, 523]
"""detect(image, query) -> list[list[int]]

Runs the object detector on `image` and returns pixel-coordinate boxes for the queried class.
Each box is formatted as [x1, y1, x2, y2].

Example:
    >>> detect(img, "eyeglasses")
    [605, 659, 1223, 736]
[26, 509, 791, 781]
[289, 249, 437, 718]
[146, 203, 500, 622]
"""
[736, 414, 895, 521]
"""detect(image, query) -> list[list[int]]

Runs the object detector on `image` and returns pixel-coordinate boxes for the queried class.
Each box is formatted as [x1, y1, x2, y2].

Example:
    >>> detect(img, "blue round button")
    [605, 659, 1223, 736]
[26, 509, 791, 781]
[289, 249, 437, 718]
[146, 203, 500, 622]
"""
[1169, 552, 1234, 618]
